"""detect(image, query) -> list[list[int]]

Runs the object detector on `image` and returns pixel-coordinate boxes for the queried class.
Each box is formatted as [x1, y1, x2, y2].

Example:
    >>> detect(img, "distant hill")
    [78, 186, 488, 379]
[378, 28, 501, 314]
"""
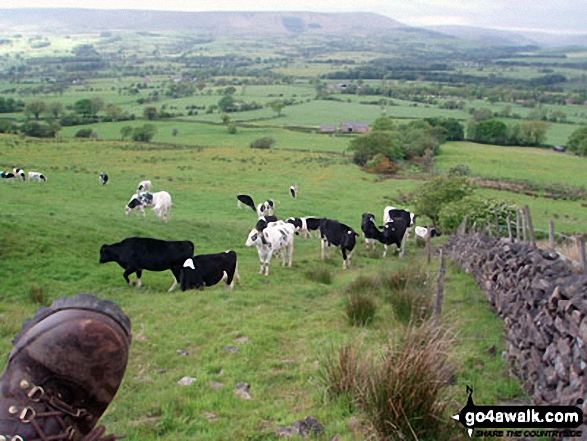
[428, 25, 587, 48]
[0, 9, 410, 37]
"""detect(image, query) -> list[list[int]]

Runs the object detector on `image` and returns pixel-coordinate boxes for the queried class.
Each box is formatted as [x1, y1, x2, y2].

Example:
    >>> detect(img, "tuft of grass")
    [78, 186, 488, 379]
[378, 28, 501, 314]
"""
[382, 266, 433, 324]
[320, 322, 457, 441]
[345, 293, 377, 327]
[305, 267, 332, 285]
[29, 285, 49, 306]
[358, 323, 456, 441]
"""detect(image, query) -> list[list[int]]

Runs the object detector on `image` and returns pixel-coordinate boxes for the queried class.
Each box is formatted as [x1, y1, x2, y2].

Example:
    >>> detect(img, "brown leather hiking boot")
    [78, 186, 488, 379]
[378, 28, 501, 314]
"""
[0, 294, 131, 441]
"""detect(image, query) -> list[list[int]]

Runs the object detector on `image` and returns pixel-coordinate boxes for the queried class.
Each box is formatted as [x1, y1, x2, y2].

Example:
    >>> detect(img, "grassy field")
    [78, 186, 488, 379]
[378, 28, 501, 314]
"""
[0, 135, 548, 440]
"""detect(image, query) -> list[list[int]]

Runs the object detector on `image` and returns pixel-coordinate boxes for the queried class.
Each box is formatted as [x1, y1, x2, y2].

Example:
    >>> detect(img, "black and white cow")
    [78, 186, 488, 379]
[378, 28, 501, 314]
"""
[99, 172, 109, 185]
[246, 221, 295, 275]
[361, 212, 380, 249]
[99, 237, 194, 292]
[237, 194, 256, 211]
[180, 251, 240, 291]
[383, 206, 417, 244]
[286, 216, 322, 239]
[257, 200, 274, 218]
[255, 215, 279, 232]
[28, 171, 47, 182]
[415, 226, 441, 240]
[319, 218, 358, 269]
[12, 167, 25, 180]
[378, 217, 410, 257]
[1, 172, 16, 181]
[137, 180, 152, 192]
[289, 185, 298, 199]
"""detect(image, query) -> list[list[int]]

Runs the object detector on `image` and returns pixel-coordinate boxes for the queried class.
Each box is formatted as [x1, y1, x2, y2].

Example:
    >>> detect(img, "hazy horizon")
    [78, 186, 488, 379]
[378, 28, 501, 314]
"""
[0, 1, 585, 35]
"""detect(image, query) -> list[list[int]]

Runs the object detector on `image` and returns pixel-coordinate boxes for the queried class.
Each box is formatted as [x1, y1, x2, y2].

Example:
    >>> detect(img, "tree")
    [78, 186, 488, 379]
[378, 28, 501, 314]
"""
[143, 106, 158, 121]
[269, 100, 285, 117]
[132, 124, 157, 142]
[120, 126, 134, 141]
[46, 102, 64, 120]
[517, 121, 550, 146]
[24, 99, 46, 120]
[348, 131, 403, 166]
[105, 104, 124, 122]
[74, 99, 94, 118]
[467, 119, 508, 145]
[218, 95, 237, 112]
[412, 176, 474, 227]
[371, 116, 395, 132]
[566, 126, 587, 156]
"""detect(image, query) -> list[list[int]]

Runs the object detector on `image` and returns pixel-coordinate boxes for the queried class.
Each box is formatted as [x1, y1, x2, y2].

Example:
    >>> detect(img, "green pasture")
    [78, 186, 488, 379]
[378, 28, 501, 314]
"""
[0, 135, 544, 440]
[436, 141, 587, 188]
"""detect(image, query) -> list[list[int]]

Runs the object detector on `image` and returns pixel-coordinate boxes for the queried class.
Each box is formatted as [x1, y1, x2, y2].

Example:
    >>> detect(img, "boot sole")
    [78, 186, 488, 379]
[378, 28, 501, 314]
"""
[14, 293, 131, 345]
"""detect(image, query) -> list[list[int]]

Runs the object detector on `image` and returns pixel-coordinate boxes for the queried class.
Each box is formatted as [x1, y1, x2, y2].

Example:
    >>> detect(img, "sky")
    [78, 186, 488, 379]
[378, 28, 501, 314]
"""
[0, 0, 585, 34]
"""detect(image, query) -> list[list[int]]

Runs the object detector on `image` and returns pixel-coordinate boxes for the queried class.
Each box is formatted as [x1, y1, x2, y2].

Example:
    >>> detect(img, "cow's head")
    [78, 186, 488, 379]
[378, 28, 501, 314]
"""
[99, 244, 113, 263]
[126, 197, 142, 215]
[246, 229, 261, 247]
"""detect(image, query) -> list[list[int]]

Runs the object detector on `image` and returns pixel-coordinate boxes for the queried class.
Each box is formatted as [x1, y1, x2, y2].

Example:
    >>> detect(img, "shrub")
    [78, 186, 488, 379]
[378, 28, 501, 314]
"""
[438, 195, 518, 233]
[365, 154, 399, 175]
[381, 266, 432, 324]
[75, 128, 93, 138]
[249, 136, 275, 149]
[319, 340, 365, 399]
[448, 163, 470, 177]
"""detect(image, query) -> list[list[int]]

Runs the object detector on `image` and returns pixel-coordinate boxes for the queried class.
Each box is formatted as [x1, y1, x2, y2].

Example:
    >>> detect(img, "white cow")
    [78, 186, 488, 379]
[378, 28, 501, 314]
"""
[245, 221, 295, 275]
[256, 200, 274, 218]
[28, 171, 47, 182]
[137, 180, 152, 192]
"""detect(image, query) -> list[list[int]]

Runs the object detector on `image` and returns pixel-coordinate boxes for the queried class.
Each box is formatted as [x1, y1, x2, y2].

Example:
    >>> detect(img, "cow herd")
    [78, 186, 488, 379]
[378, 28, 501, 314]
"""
[1, 166, 47, 182]
[98, 184, 443, 294]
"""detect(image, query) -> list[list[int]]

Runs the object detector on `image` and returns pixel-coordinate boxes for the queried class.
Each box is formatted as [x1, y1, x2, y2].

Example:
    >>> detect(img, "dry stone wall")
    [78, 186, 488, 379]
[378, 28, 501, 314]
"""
[445, 234, 587, 431]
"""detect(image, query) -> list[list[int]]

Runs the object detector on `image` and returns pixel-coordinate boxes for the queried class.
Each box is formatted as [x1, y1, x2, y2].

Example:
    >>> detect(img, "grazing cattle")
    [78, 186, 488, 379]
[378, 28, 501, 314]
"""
[12, 168, 25, 180]
[245, 221, 295, 275]
[137, 180, 152, 192]
[383, 206, 417, 244]
[237, 194, 256, 211]
[99, 172, 109, 185]
[415, 226, 440, 239]
[319, 218, 358, 269]
[378, 218, 410, 257]
[257, 200, 274, 218]
[180, 251, 241, 291]
[126, 191, 172, 222]
[289, 184, 298, 199]
[286, 216, 321, 239]
[1, 172, 16, 181]
[361, 213, 380, 249]
[99, 237, 194, 292]
[255, 215, 279, 232]
[28, 171, 47, 182]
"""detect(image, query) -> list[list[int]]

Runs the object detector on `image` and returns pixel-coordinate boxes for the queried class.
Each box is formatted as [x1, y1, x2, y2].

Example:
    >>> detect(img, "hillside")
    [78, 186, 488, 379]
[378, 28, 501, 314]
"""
[0, 8, 409, 37]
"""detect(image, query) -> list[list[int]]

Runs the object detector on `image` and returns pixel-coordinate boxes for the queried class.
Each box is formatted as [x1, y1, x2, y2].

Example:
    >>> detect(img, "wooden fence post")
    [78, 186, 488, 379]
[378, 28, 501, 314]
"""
[548, 220, 555, 251]
[515, 209, 521, 242]
[506, 214, 513, 242]
[433, 248, 446, 323]
[524, 205, 536, 247]
[577, 235, 586, 273]
[426, 225, 432, 265]
[521, 209, 527, 243]
[494, 209, 500, 238]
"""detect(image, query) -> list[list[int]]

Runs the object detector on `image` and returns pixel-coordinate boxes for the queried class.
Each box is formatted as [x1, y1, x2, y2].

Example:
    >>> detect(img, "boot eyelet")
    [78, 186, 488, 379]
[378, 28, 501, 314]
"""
[27, 386, 44, 402]
[11, 437, 24, 441]
[0, 435, 6, 441]
[19, 407, 35, 423]
[19, 380, 29, 390]
[8, 406, 18, 415]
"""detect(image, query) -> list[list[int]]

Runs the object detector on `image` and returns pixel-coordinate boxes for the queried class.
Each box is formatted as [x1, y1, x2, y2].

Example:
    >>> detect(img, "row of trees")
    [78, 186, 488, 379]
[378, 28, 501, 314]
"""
[467, 119, 550, 146]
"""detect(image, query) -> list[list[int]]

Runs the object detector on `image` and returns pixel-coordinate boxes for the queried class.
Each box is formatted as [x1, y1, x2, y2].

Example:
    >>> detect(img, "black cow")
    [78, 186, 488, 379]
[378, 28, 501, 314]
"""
[180, 251, 240, 291]
[99, 237, 194, 292]
[1, 172, 15, 180]
[237, 194, 256, 211]
[378, 217, 409, 257]
[255, 215, 279, 232]
[361, 213, 380, 249]
[319, 218, 358, 269]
